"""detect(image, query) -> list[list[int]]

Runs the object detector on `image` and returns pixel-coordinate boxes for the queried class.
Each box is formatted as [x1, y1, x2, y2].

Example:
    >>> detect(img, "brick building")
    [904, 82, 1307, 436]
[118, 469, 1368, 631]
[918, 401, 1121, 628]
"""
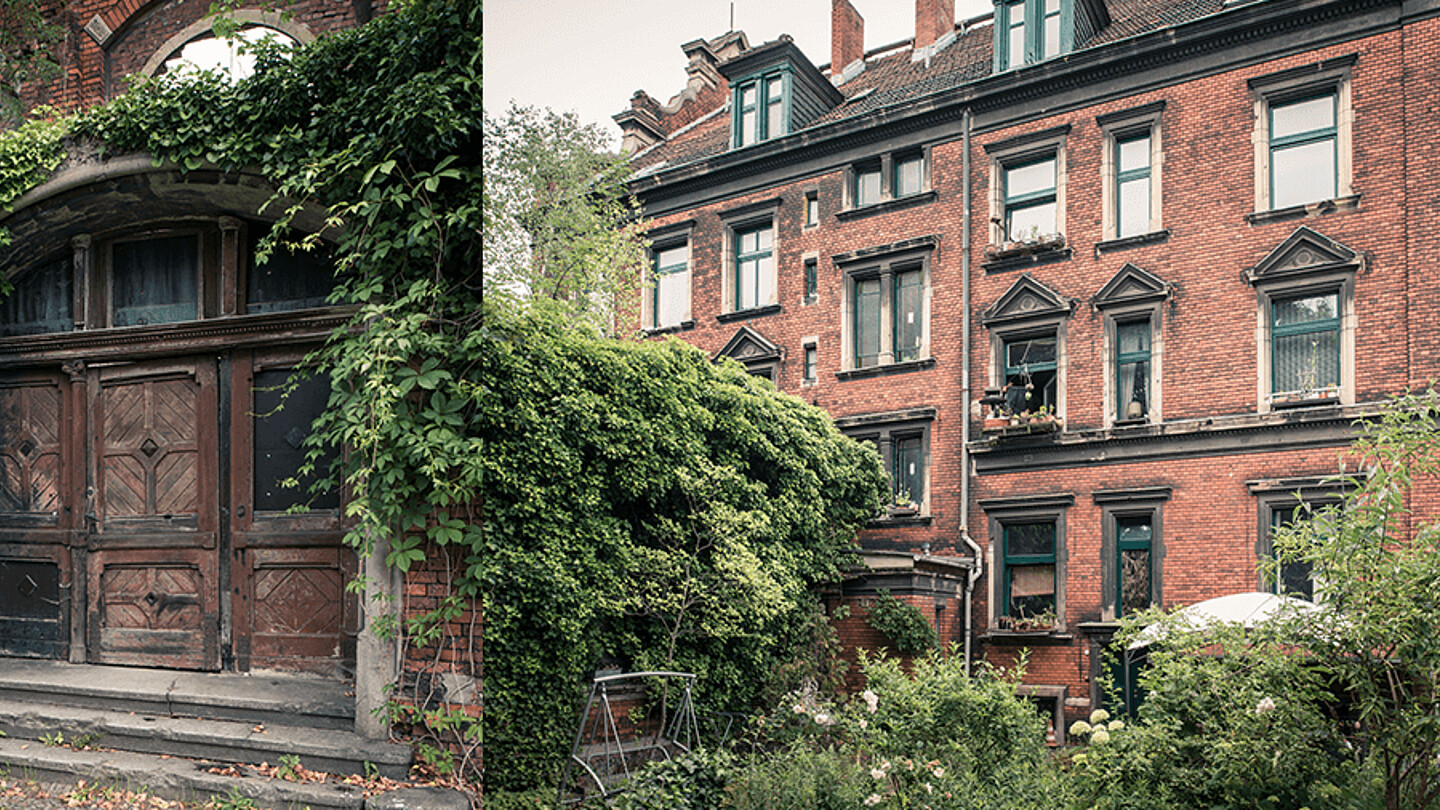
[619, 0, 1440, 733]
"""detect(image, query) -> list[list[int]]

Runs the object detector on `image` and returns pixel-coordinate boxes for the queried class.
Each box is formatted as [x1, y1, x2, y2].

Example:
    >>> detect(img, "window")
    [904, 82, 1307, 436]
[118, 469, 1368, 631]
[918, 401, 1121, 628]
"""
[1114, 319, 1151, 422]
[110, 234, 200, 327]
[734, 224, 774, 312]
[0, 256, 73, 337]
[855, 162, 882, 207]
[1116, 134, 1151, 237]
[1268, 502, 1315, 600]
[1098, 104, 1164, 242]
[802, 342, 817, 384]
[1250, 55, 1354, 214]
[843, 148, 931, 212]
[836, 409, 935, 516]
[1003, 157, 1057, 241]
[733, 74, 787, 147]
[1269, 93, 1336, 210]
[997, 0, 1064, 70]
[649, 243, 690, 330]
[835, 238, 934, 375]
[895, 153, 925, 198]
[986, 127, 1068, 248]
[1246, 226, 1357, 410]
[1003, 521, 1056, 619]
[1271, 292, 1339, 396]
[982, 494, 1072, 631]
[1251, 479, 1347, 601]
[804, 192, 819, 227]
[803, 257, 818, 301]
[1002, 335, 1056, 415]
[246, 234, 338, 314]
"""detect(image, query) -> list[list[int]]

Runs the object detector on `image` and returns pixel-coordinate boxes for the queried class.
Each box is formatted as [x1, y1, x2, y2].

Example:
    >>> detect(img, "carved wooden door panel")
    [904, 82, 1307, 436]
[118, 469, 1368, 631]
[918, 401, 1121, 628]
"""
[86, 359, 219, 669]
[230, 349, 354, 675]
[0, 371, 74, 659]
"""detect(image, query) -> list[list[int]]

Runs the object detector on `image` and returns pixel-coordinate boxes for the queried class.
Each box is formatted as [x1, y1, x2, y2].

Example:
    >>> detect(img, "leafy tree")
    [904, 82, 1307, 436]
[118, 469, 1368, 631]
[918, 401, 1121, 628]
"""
[483, 104, 649, 334]
[1270, 387, 1440, 810]
[479, 303, 888, 789]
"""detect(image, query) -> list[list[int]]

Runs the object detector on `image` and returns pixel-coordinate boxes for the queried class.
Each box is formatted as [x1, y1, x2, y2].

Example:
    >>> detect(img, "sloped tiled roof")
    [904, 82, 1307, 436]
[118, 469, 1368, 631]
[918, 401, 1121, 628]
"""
[628, 0, 1230, 175]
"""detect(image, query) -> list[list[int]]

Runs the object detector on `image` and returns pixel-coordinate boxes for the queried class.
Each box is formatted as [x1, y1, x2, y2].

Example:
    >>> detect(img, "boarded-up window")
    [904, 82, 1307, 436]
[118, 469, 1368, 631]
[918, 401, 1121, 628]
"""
[0, 257, 72, 337]
[253, 369, 338, 512]
[112, 236, 199, 327]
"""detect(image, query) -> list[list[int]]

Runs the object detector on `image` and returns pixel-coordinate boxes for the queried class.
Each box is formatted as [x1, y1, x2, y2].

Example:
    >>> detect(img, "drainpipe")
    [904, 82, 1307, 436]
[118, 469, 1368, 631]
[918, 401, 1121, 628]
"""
[959, 107, 982, 676]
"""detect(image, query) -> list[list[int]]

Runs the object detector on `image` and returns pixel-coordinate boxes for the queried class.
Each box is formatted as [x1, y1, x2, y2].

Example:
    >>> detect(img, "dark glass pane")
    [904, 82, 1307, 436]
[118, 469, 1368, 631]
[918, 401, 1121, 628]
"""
[894, 270, 922, 362]
[804, 260, 817, 297]
[1280, 559, 1314, 600]
[893, 436, 922, 503]
[1118, 359, 1148, 419]
[248, 239, 338, 314]
[1120, 548, 1151, 616]
[1274, 330, 1339, 391]
[1118, 518, 1151, 545]
[0, 257, 72, 337]
[253, 369, 339, 511]
[112, 236, 198, 327]
[856, 278, 881, 367]
[1006, 522, 1054, 557]
[1005, 337, 1056, 369]
[1274, 293, 1338, 326]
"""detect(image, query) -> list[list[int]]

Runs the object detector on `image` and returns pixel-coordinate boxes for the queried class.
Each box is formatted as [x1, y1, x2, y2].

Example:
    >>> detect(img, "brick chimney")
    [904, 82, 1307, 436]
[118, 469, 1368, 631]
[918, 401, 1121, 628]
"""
[831, 0, 864, 76]
[914, 0, 955, 51]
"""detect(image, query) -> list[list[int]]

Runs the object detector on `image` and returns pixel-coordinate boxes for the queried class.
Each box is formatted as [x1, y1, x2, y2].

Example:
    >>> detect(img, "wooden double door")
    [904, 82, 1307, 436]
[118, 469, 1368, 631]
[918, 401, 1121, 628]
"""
[0, 350, 354, 674]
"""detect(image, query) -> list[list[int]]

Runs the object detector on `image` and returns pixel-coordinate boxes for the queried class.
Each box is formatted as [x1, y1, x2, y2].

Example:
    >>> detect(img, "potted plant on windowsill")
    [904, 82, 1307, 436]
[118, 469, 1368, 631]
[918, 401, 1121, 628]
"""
[1272, 384, 1340, 408]
[888, 489, 919, 517]
[985, 228, 1067, 261]
[998, 607, 1058, 633]
[1024, 406, 1063, 433]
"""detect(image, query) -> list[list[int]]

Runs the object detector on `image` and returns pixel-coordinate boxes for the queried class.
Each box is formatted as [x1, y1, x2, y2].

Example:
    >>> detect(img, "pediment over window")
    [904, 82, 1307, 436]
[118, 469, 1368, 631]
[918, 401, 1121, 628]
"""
[1092, 263, 1172, 309]
[982, 272, 1073, 326]
[1245, 226, 1360, 285]
[716, 325, 781, 363]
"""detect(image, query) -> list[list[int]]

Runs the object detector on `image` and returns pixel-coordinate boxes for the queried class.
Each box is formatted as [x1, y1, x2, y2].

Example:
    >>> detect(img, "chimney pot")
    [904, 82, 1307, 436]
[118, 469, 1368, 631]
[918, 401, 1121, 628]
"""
[914, 0, 955, 51]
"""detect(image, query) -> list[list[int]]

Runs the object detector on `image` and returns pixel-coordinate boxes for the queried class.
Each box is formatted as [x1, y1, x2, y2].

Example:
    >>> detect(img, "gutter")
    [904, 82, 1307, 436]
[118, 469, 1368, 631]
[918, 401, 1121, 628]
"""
[959, 108, 983, 677]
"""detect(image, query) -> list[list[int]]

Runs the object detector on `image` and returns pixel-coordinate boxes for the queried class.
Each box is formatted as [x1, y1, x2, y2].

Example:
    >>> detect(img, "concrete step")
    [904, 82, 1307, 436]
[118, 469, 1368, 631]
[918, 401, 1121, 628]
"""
[0, 699, 412, 779]
[0, 659, 353, 730]
[0, 736, 370, 809]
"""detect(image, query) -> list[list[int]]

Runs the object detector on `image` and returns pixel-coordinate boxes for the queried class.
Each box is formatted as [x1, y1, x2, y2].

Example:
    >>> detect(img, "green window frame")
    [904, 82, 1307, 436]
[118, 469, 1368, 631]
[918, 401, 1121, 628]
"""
[733, 73, 788, 148]
[998, 0, 1066, 70]
[1269, 92, 1337, 210]
[892, 435, 923, 505]
[854, 163, 882, 207]
[1003, 156, 1057, 241]
[1003, 334, 1057, 415]
[1115, 318, 1150, 422]
[1268, 504, 1315, 601]
[893, 269, 923, 362]
[854, 276, 882, 368]
[894, 153, 925, 198]
[1271, 291, 1339, 395]
[1115, 132, 1151, 239]
[1116, 516, 1153, 618]
[803, 344, 817, 383]
[650, 244, 688, 329]
[1004, 521, 1057, 619]
[734, 225, 774, 311]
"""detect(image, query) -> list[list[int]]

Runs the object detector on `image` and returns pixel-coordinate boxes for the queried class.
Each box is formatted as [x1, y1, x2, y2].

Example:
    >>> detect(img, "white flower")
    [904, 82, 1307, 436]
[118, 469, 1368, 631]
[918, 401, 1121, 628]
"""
[1256, 697, 1276, 715]
[1090, 728, 1111, 744]
[924, 782, 934, 794]
[1089, 709, 1111, 725]
[865, 794, 884, 806]
[931, 766, 944, 778]
[814, 712, 832, 726]
[863, 689, 879, 714]
[1107, 719, 1125, 731]
[859, 718, 869, 729]
[1068, 720, 1092, 737]
[871, 766, 887, 780]
[792, 703, 805, 714]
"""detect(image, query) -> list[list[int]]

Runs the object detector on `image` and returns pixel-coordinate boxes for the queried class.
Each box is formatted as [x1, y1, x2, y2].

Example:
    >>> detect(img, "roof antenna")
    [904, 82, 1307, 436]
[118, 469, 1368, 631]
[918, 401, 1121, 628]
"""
[730, 1, 735, 31]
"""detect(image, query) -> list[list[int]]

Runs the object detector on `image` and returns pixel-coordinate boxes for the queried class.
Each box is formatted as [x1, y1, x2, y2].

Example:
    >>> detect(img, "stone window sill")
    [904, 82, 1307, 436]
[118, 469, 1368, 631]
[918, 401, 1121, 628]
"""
[642, 320, 695, 336]
[1094, 229, 1170, 253]
[982, 247, 1073, 274]
[716, 304, 782, 324]
[835, 190, 938, 222]
[1245, 194, 1361, 226]
[835, 357, 935, 381]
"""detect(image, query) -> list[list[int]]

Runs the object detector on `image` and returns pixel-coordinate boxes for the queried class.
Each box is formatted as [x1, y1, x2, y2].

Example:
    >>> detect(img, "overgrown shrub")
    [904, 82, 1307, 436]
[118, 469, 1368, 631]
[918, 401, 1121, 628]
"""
[611, 748, 734, 810]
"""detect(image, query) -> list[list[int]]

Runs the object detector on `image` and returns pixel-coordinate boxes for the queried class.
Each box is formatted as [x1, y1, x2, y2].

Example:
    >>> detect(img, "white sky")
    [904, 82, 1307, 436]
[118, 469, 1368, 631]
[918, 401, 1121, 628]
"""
[485, 0, 994, 148]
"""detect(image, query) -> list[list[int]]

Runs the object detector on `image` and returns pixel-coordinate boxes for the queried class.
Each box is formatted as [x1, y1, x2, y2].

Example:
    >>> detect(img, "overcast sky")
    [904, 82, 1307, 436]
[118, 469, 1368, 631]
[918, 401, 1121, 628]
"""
[485, 0, 993, 148]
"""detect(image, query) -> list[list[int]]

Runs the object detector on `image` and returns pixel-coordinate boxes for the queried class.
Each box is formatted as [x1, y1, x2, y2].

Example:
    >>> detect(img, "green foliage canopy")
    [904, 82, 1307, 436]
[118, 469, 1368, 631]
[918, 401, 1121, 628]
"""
[479, 304, 887, 789]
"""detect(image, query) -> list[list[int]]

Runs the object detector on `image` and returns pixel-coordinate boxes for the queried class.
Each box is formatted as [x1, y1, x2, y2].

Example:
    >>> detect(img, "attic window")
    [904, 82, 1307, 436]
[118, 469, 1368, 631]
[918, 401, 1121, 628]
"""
[158, 26, 297, 80]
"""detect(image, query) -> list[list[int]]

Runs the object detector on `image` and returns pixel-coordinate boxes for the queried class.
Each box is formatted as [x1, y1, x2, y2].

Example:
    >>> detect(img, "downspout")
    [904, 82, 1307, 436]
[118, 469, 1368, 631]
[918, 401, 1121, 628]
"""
[959, 107, 983, 677]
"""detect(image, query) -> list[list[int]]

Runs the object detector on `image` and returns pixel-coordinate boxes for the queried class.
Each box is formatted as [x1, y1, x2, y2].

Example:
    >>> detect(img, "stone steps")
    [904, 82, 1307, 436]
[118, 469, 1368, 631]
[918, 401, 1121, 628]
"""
[0, 659, 439, 809]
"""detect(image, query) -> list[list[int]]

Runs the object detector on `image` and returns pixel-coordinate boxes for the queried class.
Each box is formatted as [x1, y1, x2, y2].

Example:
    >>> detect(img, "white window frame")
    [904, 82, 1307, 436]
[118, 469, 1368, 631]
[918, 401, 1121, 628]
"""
[1250, 56, 1354, 214]
[1098, 104, 1163, 241]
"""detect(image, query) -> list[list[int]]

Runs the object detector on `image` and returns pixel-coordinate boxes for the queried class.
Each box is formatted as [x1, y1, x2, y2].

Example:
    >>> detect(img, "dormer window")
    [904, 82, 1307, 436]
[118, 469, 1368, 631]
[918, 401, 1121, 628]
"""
[997, 0, 1064, 70]
[733, 73, 787, 147]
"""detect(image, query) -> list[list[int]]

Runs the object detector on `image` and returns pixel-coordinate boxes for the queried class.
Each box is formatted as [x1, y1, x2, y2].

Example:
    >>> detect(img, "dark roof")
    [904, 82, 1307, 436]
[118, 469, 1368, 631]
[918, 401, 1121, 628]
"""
[628, 0, 1227, 175]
